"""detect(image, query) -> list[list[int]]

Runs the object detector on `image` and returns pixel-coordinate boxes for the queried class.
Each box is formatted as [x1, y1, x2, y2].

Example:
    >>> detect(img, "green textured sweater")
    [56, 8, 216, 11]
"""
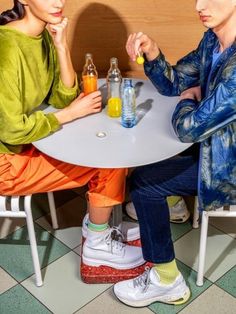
[0, 26, 78, 154]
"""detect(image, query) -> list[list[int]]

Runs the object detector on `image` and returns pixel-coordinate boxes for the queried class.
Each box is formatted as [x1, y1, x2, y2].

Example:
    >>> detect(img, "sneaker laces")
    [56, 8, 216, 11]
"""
[104, 227, 125, 254]
[110, 226, 124, 242]
[133, 267, 151, 292]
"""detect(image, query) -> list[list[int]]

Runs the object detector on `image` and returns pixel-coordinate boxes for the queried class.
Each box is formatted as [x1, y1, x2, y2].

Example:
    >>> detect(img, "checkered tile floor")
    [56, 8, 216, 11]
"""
[0, 189, 236, 314]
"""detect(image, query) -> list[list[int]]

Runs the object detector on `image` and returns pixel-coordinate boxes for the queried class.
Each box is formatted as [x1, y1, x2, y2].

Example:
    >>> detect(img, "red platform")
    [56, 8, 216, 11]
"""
[80, 238, 152, 284]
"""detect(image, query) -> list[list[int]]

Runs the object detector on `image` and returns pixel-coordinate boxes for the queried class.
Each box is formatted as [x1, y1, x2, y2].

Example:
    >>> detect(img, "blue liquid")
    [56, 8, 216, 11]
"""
[122, 118, 136, 128]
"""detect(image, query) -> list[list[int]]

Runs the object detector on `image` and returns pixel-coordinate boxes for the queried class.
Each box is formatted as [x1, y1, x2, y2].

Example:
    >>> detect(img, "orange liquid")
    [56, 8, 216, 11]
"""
[82, 75, 98, 95]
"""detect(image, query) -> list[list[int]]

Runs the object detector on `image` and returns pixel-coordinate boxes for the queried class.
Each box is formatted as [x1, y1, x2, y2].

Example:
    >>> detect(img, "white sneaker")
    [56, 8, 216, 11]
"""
[169, 198, 190, 223]
[125, 198, 190, 224]
[125, 202, 138, 221]
[82, 213, 140, 241]
[113, 267, 191, 307]
[82, 227, 145, 269]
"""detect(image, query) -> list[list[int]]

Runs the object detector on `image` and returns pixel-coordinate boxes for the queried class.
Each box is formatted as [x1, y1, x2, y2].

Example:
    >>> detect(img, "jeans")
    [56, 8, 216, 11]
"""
[130, 153, 198, 263]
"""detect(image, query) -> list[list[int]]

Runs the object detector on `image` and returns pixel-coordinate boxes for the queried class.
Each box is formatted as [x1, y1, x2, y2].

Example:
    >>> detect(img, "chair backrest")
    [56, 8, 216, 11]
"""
[207, 205, 236, 217]
[0, 195, 31, 218]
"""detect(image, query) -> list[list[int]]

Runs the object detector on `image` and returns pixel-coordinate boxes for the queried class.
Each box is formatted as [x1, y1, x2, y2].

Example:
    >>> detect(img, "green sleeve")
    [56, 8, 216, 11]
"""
[0, 69, 60, 147]
[46, 33, 79, 108]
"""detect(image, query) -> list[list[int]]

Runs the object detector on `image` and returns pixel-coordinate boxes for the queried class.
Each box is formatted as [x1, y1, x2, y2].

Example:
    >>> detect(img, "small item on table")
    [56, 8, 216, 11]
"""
[136, 52, 144, 65]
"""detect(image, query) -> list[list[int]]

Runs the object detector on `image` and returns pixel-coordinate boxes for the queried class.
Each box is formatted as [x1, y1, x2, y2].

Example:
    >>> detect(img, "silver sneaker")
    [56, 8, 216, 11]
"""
[125, 198, 190, 224]
[82, 227, 145, 269]
[113, 267, 191, 307]
[82, 213, 140, 241]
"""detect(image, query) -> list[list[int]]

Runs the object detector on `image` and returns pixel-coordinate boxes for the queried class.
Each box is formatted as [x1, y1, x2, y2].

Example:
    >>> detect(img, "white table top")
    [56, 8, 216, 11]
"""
[34, 79, 191, 168]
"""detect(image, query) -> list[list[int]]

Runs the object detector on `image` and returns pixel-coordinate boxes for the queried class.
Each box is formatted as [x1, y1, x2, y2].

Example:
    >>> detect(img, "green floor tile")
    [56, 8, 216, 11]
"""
[171, 221, 192, 242]
[0, 224, 70, 282]
[0, 285, 51, 314]
[31, 190, 80, 220]
[148, 260, 212, 314]
[216, 265, 236, 298]
[31, 194, 51, 220]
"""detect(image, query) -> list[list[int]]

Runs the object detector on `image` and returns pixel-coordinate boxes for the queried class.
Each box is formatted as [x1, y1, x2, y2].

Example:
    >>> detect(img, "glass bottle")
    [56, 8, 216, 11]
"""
[82, 53, 98, 95]
[106, 57, 122, 117]
[121, 79, 136, 128]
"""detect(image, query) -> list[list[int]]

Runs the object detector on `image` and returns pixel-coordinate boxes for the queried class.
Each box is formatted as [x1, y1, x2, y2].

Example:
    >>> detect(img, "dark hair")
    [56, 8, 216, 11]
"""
[0, 0, 25, 25]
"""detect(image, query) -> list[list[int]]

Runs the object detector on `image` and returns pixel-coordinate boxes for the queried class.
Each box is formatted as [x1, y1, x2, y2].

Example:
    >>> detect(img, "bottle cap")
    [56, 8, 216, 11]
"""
[110, 57, 118, 63]
[85, 53, 92, 59]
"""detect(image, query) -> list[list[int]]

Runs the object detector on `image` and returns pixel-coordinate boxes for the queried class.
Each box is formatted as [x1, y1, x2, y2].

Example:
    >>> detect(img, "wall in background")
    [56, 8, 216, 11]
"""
[0, 0, 204, 77]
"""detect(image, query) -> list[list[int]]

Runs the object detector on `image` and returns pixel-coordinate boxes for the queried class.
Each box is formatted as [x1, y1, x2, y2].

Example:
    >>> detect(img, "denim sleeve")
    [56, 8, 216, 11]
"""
[172, 79, 236, 143]
[144, 40, 204, 96]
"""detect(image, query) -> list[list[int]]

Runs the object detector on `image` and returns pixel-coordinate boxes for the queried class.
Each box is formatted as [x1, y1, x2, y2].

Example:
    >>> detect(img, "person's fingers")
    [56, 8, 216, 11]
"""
[126, 33, 137, 60]
[77, 92, 85, 99]
[88, 90, 101, 98]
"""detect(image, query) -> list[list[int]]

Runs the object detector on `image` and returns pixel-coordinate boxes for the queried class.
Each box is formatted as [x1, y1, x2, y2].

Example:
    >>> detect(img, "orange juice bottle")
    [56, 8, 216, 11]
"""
[82, 53, 98, 95]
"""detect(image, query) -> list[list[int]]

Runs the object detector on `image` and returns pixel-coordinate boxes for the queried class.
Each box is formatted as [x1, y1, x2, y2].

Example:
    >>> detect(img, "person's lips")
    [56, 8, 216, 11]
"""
[51, 11, 62, 17]
[199, 15, 211, 22]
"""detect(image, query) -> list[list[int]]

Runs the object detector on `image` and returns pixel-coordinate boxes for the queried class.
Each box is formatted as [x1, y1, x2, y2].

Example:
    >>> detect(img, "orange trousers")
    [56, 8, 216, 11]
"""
[0, 146, 127, 208]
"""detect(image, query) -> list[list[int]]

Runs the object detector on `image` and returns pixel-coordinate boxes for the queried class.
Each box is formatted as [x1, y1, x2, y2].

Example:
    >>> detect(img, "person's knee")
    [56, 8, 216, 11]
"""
[130, 166, 147, 192]
[130, 165, 170, 200]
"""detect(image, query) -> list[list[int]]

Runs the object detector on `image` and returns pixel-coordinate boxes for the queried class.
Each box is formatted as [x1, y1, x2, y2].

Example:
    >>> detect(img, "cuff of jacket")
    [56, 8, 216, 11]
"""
[45, 113, 61, 133]
[58, 74, 79, 96]
[171, 98, 197, 138]
[144, 50, 166, 76]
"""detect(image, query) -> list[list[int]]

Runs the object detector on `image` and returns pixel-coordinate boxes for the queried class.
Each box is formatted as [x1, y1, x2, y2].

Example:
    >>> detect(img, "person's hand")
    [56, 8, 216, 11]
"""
[180, 86, 201, 102]
[126, 32, 160, 62]
[48, 17, 68, 50]
[54, 91, 102, 124]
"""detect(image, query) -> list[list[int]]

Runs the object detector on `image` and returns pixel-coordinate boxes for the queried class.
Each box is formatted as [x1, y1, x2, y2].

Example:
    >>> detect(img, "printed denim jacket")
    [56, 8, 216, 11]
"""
[144, 29, 236, 211]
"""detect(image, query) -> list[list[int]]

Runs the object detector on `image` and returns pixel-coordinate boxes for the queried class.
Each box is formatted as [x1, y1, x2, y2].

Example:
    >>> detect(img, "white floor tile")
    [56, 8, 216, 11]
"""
[36, 216, 82, 249]
[174, 226, 236, 282]
[0, 267, 17, 294]
[22, 251, 111, 314]
[180, 285, 236, 314]
[73, 245, 82, 256]
[76, 287, 153, 314]
[210, 217, 236, 239]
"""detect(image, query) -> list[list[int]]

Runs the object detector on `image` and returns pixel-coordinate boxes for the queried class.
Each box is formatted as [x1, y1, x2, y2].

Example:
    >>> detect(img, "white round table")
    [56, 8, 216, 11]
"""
[34, 79, 191, 168]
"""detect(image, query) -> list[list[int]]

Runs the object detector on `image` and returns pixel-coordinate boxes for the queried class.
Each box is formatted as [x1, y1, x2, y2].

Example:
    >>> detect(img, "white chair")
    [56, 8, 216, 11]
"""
[192, 196, 200, 229]
[0, 192, 58, 287]
[193, 199, 236, 286]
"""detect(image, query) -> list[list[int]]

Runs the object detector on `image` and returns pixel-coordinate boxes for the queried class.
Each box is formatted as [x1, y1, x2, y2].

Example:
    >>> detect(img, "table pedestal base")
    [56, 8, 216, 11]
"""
[80, 238, 152, 284]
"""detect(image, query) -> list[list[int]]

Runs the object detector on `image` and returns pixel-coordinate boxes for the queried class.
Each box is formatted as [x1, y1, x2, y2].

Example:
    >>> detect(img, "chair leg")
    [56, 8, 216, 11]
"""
[24, 195, 43, 287]
[47, 192, 58, 229]
[196, 211, 209, 286]
[192, 196, 200, 229]
[111, 204, 123, 226]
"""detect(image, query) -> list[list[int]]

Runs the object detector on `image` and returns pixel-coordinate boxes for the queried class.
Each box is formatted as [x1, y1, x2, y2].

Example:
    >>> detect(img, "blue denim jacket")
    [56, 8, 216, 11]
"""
[144, 29, 236, 210]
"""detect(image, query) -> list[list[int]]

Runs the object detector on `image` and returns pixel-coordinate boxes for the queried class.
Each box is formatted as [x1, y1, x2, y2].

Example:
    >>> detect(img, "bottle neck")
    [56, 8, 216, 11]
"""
[110, 61, 118, 70]
[83, 57, 97, 76]
[124, 79, 132, 87]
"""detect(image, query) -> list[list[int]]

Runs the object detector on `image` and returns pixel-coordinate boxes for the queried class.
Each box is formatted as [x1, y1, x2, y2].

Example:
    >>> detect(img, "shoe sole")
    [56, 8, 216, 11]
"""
[170, 211, 190, 224]
[125, 209, 138, 221]
[82, 255, 145, 270]
[114, 286, 191, 307]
